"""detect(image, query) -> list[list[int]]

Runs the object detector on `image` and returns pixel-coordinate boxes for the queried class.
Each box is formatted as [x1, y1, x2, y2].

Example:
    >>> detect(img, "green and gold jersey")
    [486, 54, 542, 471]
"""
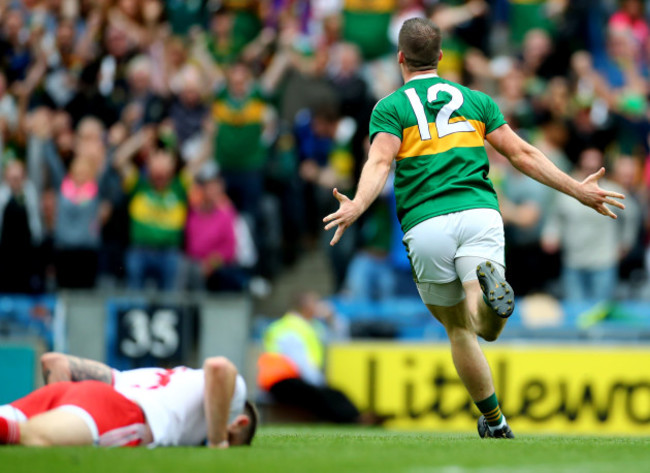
[343, 0, 396, 60]
[212, 86, 268, 172]
[369, 74, 506, 233]
[127, 174, 188, 249]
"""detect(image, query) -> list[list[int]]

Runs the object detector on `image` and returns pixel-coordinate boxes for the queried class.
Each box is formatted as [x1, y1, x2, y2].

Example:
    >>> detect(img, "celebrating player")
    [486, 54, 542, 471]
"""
[0, 353, 257, 448]
[323, 18, 625, 439]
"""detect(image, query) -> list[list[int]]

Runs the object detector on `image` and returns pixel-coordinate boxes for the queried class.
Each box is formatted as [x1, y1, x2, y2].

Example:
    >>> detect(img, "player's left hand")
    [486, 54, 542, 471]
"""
[323, 188, 362, 246]
[577, 167, 625, 219]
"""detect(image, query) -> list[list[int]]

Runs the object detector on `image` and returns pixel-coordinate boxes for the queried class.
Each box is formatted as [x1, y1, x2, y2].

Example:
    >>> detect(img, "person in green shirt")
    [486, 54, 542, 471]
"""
[343, 0, 396, 61]
[205, 7, 249, 66]
[222, 0, 262, 46]
[324, 18, 625, 439]
[114, 129, 192, 290]
[508, 0, 560, 47]
[211, 62, 274, 218]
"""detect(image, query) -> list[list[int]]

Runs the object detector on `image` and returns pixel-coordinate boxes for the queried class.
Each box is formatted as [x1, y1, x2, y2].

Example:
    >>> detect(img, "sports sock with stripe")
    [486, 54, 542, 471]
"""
[475, 393, 506, 431]
[0, 417, 20, 444]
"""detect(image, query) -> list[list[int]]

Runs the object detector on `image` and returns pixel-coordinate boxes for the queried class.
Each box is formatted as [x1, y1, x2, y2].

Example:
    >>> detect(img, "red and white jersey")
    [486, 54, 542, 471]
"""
[112, 367, 246, 447]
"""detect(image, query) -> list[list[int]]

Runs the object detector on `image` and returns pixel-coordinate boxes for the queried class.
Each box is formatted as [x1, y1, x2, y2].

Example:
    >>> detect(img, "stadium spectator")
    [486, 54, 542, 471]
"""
[295, 104, 352, 228]
[0, 72, 18, 140]
[0, 160, 43, 293]
[542, 148, 633, 302]
[342, 0, 399, 98]
[78, 25, 136, 126]
[154, 36, 189, 95]
[343, 190, 396, 301]
[595, 26, 646, 91]
[494, 67, 536, 130]
[389, 0, 426, 50]
[120, 55, 166, 133]
[270, 22, 338, 123]
[168, 66, 208, 151]
[212, 62, 274, 220]
[181, 170, 249, 292]
[607, 0, 649, 59]
[328, 43, 371, 136]
[106, 0, 154, 49]
[0, 9, 39, 85]
[541, 77, 572, 121]
[429, 0, 490, 80]
[294, 103, 357, 289]
[530, 113, 571, 171]
[221, 0, 262, 47]
[205, 7, 247, 66]
[40, 18, 82, 110]
[327, 42, 374, 181]
[114, 129, 188, 290]
[498, 150, 554, 296]
[507, 0, 566, 47]
[263, 121, 303, 267]
[46, 128, 111, 289]
[611, 155, 646, 285]
[520, 28, 565, 85]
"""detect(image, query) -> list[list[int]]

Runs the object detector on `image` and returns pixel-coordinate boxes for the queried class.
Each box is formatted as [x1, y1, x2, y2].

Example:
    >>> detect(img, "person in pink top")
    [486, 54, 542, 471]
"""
[182, 171, 248, 291]
[608, 0, 649, 58]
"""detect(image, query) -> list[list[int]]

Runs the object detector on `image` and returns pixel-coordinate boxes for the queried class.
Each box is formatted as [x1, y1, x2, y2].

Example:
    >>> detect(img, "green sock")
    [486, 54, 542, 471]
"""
[475, 393, 504, 427]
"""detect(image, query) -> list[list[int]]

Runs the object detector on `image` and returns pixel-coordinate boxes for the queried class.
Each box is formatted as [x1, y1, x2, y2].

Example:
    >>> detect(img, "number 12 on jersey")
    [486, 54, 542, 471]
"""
[405, 84, 475, 140]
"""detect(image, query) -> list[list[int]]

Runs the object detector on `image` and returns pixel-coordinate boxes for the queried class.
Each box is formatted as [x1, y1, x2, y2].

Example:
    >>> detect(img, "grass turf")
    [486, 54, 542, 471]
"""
[3, 426, 650, 473]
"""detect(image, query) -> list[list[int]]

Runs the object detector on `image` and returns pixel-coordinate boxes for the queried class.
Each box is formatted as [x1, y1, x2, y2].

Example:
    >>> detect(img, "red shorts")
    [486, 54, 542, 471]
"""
[10, 381, 146, 447]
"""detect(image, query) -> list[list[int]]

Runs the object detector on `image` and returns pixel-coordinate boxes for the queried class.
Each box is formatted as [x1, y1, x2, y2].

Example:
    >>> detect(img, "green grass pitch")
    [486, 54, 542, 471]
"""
[3, 426, 650, 473]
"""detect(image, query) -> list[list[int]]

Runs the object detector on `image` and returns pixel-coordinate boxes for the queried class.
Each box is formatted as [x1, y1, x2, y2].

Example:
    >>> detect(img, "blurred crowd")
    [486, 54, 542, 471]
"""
[0, 0, 649, 303]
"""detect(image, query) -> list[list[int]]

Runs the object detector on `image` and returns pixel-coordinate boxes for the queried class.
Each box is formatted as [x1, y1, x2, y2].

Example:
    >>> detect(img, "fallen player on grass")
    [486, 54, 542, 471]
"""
[0, 353, 257, 448]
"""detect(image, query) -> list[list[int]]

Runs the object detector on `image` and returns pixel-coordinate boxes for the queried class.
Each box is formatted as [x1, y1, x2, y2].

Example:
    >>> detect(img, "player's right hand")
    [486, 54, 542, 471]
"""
[577, 167, 625, 219]
[323, 188, 362, 246]
[209, 439, 229, 449]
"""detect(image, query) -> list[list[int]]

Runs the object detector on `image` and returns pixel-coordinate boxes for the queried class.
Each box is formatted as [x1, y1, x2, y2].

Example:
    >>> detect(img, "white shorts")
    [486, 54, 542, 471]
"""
[403, 208, 505, 306]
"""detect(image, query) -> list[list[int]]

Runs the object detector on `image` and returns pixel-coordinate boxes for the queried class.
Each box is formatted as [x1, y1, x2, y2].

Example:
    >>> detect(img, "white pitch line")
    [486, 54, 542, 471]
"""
[407, 461, 629, 473]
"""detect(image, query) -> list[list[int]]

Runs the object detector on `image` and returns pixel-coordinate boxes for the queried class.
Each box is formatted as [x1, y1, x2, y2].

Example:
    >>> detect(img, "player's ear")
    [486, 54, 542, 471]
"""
[397, 50, 405, 65]
[438, 50, 443, 64]
[234, 414, 250, 428]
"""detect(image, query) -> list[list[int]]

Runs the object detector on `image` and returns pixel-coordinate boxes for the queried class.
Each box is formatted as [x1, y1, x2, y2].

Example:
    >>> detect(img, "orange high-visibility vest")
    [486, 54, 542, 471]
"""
[257, 352, 300, 391]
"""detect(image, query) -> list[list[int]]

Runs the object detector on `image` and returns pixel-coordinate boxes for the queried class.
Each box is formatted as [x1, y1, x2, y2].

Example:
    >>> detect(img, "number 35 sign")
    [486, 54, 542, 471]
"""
[106, 300, 198, 370]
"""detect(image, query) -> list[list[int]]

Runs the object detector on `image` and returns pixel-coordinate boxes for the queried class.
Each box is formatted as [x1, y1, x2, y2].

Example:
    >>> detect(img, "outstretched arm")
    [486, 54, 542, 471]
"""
[323, 132, 401, 245]
[203, 357, 237, 449]
[112, 127, 152, 178]
[486, 124, 625, 219]
[41, 353, 113, 385]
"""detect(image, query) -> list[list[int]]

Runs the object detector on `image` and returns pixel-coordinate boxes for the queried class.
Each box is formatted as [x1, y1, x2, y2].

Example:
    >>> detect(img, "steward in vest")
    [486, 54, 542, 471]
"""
[257, 291, 368, 424]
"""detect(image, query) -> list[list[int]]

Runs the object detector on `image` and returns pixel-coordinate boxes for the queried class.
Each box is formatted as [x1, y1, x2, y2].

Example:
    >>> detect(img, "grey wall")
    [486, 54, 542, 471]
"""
[62, 293, 107, 362]
[61, 292, 251, 373]
[199, 296, 251, 374]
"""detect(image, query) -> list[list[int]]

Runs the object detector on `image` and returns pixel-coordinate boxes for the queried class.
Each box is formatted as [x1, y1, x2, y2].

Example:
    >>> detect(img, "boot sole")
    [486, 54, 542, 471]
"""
[476, 261, 515, 318]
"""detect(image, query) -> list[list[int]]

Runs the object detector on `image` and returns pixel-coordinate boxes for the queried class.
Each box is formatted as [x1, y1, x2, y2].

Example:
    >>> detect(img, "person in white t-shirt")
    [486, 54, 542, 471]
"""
[0, 353, 257, 448]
